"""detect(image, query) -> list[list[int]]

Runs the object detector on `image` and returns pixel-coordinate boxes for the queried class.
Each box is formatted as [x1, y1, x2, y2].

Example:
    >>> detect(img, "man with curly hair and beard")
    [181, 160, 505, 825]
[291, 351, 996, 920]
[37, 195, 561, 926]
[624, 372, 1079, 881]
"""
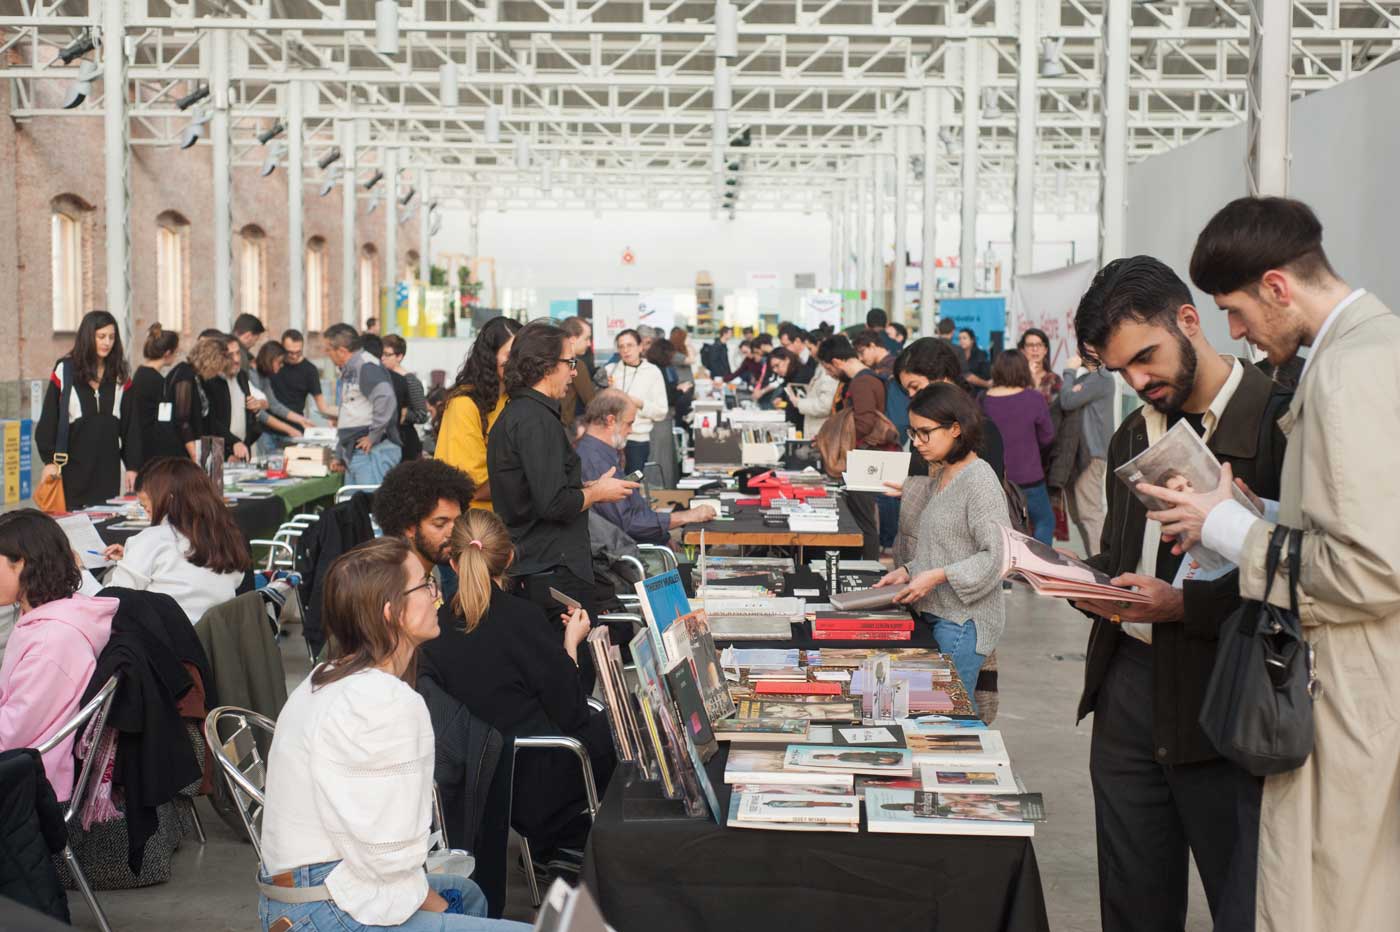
[371, 458, 476, 602]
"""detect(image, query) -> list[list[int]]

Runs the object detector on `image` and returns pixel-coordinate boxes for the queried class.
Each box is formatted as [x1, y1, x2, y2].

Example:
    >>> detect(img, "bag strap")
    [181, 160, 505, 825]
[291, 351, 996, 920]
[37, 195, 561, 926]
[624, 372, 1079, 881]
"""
[53, 359, 76, 467]
[1260, 523, 1289, 606]
[1286, 527, 1303, 616]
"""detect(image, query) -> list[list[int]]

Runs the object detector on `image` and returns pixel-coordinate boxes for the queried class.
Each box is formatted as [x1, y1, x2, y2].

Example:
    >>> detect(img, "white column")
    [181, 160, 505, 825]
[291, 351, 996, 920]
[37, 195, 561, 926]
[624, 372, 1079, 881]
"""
[383, 147, 399, 331]
[210, 29, 233, 331]
[959, 40, 981, 298]
[340, 120, 357, 324]
[468, 205, 480, 259]
[286, 84, 305, 331]
[919, 87, 940, 336]
[871, 138, 885, 312]
[418, 169, 431, 282]
[828, 193, 841, 291]
[1013, 0, 1039, 283]
[103, 0, 131, 343]
[1098, 0, 1130, 263]
[1247, 0, 1291, 195]
[892, 122, 909, 327]
[855, 160, 869, 310]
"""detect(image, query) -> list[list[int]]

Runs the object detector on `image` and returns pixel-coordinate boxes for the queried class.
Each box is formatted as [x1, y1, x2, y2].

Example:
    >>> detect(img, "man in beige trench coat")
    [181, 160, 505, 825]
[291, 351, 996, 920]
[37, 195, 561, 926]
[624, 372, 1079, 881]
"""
[1138, 196, 1400, 932]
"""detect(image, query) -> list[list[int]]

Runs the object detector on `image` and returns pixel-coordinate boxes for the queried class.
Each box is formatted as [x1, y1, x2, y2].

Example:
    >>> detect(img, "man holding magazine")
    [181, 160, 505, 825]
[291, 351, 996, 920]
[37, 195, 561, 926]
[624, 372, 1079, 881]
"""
[1139, 198, 1400, 932]
[1070, 256, 1290, 932]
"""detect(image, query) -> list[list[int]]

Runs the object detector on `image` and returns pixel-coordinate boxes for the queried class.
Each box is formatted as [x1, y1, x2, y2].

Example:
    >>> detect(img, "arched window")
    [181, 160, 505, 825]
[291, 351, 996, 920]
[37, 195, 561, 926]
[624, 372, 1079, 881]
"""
[50, 195, 91, 331]
[358, 244, 380, 329]
[305, 237, 328, 333]
[156, 210, 190, 331]
[239, 225, 266, 320]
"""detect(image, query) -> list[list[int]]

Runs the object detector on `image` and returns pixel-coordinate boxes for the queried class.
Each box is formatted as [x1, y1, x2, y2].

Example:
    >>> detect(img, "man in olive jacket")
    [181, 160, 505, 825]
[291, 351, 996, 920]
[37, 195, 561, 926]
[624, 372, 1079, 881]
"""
[1070, 256, 1289, 932]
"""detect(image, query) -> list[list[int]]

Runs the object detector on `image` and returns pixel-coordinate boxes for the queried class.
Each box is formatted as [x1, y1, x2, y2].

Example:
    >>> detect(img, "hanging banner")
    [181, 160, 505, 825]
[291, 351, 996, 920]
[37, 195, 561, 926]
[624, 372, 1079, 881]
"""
[801, 292, 844, 330]
[593, 292, 642, 350]
[1007, 261, 1098, 370]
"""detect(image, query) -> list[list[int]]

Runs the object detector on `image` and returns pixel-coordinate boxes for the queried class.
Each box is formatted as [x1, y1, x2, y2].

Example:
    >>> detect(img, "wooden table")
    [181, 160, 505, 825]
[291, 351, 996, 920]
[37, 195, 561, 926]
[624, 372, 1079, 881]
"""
[682, 496, 864, 559]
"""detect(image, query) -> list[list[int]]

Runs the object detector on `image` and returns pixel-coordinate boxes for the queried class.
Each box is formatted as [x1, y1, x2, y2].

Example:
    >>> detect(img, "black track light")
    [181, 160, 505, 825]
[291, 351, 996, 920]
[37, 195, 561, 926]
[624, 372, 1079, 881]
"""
[363, 169, 384, 190]
[176, 85, 211, 111]
[317, 147, 341, 171]
[58, 33, 96, 65]
[257, 121, 286, 145]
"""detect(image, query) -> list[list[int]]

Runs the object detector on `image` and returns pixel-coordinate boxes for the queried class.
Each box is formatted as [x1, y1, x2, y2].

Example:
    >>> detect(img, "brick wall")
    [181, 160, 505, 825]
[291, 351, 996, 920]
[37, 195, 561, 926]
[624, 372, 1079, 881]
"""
[0, 71, 420, 382]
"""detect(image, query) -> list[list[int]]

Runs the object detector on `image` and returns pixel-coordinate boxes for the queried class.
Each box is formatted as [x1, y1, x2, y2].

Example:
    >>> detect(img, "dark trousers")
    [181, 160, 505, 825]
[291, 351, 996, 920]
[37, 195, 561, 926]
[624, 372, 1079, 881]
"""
[877, 493, 901, 549]
[1091, 637, 1261, 932]
[845, 490, 881, 560]
[514, 566, 599, 695]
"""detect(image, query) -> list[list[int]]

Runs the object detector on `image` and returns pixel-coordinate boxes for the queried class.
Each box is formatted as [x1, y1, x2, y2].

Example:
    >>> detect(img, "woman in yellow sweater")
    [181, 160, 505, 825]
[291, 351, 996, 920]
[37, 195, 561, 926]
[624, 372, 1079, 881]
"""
[435, 316, 521, 510]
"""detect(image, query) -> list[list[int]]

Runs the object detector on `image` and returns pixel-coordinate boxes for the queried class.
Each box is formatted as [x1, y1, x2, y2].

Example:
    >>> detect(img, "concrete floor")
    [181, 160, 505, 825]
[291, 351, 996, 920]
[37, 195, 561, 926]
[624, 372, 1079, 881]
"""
[63, 587, 1212, 932]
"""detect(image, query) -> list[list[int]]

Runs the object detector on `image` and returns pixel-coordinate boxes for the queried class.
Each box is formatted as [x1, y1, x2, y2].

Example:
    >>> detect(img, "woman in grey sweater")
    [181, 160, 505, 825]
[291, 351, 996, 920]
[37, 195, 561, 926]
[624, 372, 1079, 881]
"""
[876, 383, 1009, 709]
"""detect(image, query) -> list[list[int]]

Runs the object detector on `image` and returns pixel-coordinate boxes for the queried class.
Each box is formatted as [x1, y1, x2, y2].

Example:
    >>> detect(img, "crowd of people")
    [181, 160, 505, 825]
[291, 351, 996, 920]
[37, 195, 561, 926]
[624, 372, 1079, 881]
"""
[2, 193, 1396, 932]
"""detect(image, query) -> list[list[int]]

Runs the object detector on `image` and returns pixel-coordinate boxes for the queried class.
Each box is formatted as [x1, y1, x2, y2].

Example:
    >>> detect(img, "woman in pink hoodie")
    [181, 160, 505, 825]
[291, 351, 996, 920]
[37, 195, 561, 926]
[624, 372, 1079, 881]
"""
[0, 509, 116, 801]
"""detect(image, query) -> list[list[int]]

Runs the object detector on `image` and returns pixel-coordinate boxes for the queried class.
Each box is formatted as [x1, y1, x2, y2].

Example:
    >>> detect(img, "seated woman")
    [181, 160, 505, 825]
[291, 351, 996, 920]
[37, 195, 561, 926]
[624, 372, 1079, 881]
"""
[102, 457, 250, 623]
[258, 537, 528, 932]
[874, 383, 1009, 712]
[419, 509, 616, 865]
[0, 509, 117, 802]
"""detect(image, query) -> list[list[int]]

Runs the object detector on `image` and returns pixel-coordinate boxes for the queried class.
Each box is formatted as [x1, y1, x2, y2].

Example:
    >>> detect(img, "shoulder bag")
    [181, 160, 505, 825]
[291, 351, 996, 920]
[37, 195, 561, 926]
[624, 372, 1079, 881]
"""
[35, 360, 76, 514]
[1198, 525, 1315, 776]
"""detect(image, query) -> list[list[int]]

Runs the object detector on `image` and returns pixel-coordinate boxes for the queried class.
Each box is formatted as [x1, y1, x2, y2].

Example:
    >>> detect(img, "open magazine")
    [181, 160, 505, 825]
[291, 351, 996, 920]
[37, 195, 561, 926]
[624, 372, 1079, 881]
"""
[999, 526, 1153, 603]
[1113, 419, 1262, 575]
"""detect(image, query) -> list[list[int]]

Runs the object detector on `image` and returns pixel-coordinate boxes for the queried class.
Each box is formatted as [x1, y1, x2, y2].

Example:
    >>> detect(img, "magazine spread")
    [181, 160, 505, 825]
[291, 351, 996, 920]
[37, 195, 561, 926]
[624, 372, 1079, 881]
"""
[723, 748, 854, 788]
[1113, 418, 1262, 574]
[999, 526, 1154, 604]
[783, 745, 915, 777]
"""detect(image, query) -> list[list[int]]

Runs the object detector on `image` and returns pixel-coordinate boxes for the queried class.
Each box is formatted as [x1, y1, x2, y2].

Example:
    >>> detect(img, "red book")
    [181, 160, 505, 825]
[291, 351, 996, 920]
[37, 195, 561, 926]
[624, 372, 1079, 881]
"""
[812, 630, 913, 641]
[753, 681, 843, 696]
[813, 618, 915, 632]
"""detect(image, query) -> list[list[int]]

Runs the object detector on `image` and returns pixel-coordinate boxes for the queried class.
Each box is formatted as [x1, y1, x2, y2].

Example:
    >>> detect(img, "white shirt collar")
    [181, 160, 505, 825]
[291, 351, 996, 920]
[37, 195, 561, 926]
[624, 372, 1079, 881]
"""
[1300, 288, 1365, 380]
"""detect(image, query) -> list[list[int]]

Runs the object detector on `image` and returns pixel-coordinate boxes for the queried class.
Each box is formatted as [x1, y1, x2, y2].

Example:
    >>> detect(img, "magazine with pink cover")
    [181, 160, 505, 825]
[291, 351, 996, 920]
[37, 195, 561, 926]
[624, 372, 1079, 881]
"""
[999, 526, 1153, 604]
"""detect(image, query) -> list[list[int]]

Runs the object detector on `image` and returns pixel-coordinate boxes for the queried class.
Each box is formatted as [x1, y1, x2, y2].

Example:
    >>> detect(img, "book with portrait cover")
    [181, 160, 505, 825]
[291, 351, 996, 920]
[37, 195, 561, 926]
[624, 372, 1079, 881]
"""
[864, 789, 1044, 836]
[735, 697, 863, 723]
[723, 748, 854, 788]
[712, 717, 808, 744]
[919, 761, 1021, 795]
[629, 629, 705, 813]
[904, 729, 1010, 765]
[782, 745, 914, 777]
[735, 791, 861, 826]
[664, 656, 719, 762]
[725, 790, 860, 833]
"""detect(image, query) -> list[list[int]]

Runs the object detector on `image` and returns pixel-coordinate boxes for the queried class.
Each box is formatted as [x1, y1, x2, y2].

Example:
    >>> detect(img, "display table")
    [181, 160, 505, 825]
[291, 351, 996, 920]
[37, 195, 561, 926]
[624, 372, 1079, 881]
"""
[682, 497, 864, 555]
[581, 748, 1050, 932]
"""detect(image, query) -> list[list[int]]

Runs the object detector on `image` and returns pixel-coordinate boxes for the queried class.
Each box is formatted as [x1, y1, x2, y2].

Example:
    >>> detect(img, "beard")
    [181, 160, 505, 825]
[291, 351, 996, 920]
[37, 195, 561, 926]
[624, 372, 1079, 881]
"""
[410, 531, 452, 567]
[611, 430, 628, 450]
[1139, 329, 1198, 415]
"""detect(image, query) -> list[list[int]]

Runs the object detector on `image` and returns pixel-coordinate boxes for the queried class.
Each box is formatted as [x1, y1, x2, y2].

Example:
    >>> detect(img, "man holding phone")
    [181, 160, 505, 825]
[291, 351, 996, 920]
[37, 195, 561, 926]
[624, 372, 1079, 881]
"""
[576, 390, 716, 545]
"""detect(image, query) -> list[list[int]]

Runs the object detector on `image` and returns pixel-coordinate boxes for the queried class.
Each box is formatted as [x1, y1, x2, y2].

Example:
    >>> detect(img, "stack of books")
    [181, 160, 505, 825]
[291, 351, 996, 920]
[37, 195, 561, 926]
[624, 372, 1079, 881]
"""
[811, 614, 915, 642]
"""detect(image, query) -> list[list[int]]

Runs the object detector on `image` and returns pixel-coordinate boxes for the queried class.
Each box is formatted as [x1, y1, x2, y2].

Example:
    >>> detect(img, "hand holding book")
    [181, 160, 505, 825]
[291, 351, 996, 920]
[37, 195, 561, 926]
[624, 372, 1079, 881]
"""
[1072, 572, 1184, 624]
[1139, 460, 1240, 556]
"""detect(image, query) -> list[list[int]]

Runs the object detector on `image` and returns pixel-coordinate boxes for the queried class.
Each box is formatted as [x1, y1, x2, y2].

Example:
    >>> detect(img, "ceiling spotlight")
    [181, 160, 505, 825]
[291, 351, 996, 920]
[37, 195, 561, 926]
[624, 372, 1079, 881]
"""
[375, 0, 400, 56]
[318, 166, 343, 197]
[439, 61, 459, 108]
[727, 161, 740, 172]
[178, 109, 212, 150]
[176, 84, 211, 111]
[484, 105, 502, 144]
[980, 88, 998, 120]
[430, 213, 442, 236]
[367, 190, 382, 213]
[1039, 38, 1066, 78]
[61, 59, 100, 109]
[364, 169, 384, 189]
[58, 32, 97, 65]
[317, 147, 341, 171]
[260, 140, 287, 176]
[399, 186, 416, 206]
[730, 127, 752, 148]
[257, 121, 286, 145]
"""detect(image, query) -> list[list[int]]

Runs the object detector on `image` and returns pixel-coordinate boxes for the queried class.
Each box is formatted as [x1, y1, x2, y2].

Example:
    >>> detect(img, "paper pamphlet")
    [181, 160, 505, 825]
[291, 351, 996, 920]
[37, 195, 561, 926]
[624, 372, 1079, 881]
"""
[56, 514, 112, 570]
[842, 450, 911, 492]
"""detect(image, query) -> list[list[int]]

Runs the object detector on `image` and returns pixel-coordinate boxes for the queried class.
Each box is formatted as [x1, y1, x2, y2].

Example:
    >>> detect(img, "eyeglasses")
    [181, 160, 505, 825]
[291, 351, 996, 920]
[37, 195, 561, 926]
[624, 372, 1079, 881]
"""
[404, 575, 440, 601]
[559, 357, 579, 370]
[909, 425, 953, 444]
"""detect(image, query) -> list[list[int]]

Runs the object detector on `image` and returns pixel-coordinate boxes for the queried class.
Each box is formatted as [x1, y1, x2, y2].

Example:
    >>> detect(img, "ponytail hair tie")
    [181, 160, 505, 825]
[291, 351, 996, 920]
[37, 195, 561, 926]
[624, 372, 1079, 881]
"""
[469, 539, 483, 550]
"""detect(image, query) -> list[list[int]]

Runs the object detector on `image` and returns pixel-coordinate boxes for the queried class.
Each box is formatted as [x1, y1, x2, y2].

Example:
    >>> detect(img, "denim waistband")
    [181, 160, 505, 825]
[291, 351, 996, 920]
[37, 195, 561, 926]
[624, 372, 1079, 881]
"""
[259, 860, 339, 888]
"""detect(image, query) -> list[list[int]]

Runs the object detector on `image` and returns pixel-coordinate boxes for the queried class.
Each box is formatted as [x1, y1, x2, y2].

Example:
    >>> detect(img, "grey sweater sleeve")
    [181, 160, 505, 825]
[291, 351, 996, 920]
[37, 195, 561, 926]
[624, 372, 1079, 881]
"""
[360, 365, 398, 445]
[942, 470, 1010, 603]
[405, 373, 430, 424]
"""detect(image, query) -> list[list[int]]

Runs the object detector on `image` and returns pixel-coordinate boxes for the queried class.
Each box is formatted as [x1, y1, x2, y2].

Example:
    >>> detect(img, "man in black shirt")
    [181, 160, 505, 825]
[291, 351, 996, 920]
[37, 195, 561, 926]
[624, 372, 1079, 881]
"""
[1070, 257, 1288, 932]
[272, 329, 335, 421]
[488, 321, 637, 682]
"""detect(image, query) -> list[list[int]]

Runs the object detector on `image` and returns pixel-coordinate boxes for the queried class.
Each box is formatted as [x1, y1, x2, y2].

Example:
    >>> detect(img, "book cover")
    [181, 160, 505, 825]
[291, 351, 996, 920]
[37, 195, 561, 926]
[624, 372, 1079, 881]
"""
[753, 681, 842, 697]
[812, 616, 915, 631]
[736, 792, 861, 825]
[832, 725, 906, 748]
[636, 570, 736, 724]
[812, 630, 911, 642]
[782, 745, 914, 777]
[664, 657, 719, 762]
[905, 730, 1010, 764]
[712, 718, 808, 744]
[634, 689, 676, 798]
[864, 789, 1043, 836]
[634, 568, 695, 661]
[853, 776, 924, 797]
[629, 630, 699, 809]
[587, 628, 635, 763]
[725, 791, 859, 833]
[919, 761, 1021, 795]
[734, 698, 863, 723]
[999, 526, 1153, 604]
[723, 748, 854, 788]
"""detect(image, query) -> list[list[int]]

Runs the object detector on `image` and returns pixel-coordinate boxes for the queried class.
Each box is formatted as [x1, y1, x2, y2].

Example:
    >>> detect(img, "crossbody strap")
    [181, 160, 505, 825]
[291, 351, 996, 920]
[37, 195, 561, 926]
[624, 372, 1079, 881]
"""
[1259, 523, 1289, 606]
[1286, 527, 1303, 616]
[53, 360, 75, 467]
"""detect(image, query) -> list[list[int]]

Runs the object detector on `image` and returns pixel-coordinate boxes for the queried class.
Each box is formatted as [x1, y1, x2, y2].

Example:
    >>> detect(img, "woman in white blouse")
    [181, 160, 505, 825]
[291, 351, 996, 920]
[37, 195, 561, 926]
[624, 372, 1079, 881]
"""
[257, 537, 530, 932]
[605, 328, 669, 475]
[100, 457, 248, 622]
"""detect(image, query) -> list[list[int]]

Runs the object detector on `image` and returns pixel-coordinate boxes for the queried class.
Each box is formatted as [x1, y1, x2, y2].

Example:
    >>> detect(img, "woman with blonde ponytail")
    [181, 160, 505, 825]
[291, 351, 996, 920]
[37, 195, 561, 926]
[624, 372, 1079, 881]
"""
[419, 509, 616, 867]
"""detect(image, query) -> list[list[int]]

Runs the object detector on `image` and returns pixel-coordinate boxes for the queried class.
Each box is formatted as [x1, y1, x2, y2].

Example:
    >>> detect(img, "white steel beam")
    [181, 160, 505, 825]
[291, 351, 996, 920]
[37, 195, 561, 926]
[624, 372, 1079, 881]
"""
[287, 83, 305, 332]
[871, 136, 885, 313]
[418, 169, 431, 283]
[855, 159, 869, 311]
[1247, 0, 1292, 195]
[384, 146, 399, 333]
[341, 119, 358, 325]
[892, 121, 909, 327]
[959, 40, 981, 298]
[103, 0, 131, 343]
[919, 87, 940, 336]
[1013, 0, 1039, 283]
[1099, 0, 1130, 264]
[211, 30, 233, 332]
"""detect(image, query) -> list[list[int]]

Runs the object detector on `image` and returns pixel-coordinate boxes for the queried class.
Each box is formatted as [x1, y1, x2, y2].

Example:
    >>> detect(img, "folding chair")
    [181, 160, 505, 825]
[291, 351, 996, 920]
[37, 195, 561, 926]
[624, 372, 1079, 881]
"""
[37, 676, 120, 932]
[334, 484, 379, 504]
[512, 697, 605, 909]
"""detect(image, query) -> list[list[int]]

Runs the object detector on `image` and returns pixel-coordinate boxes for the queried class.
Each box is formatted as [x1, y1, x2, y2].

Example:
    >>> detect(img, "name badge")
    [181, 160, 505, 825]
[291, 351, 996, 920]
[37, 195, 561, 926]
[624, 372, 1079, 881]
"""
[157, 402, 173, 422]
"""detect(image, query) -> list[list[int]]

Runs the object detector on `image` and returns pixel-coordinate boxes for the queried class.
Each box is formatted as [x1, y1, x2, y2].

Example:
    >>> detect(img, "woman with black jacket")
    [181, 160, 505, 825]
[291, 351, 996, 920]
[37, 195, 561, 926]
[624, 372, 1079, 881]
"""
[36, 310, 142, 509]
[419, 509, 615, 862]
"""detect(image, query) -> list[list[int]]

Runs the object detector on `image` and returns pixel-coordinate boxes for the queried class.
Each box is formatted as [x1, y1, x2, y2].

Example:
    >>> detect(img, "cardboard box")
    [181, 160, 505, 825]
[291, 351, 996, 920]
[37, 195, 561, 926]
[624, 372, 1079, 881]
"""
[286, 444, 332, 477]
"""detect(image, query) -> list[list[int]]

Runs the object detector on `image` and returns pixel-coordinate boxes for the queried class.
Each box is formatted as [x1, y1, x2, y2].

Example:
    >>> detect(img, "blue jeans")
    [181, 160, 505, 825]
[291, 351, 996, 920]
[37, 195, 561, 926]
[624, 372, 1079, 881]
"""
[1020, 480, 1055, 547]
[923, 614, 985, 715]
[623, 440, 650, 475]
[346, 439, 403, 486]
[877, 494, 901, 549]
[258, 861, 530, 931]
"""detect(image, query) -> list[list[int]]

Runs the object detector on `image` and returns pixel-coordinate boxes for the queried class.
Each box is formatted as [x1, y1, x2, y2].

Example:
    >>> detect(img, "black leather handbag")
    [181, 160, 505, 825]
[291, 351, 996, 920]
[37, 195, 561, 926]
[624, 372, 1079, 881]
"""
[1198, 525, 1316, 776]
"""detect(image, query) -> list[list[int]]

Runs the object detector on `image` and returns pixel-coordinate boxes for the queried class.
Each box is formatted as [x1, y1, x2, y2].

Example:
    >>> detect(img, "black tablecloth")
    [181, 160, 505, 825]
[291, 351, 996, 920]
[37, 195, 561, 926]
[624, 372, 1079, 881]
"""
[582, 750, 1050, 932]
[688, 495, 863, 541]
[96, 495, 286, 547]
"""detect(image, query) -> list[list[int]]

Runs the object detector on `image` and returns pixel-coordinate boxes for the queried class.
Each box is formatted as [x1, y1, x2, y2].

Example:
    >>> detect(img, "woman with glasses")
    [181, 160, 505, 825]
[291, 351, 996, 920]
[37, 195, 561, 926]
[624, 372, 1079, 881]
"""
[420, 509, 615, 875]
[873, 383, 1009, 714]
[1017, 327, 1062, 403]
[258, 536, 530, 932]
[604, 328, 669, 474]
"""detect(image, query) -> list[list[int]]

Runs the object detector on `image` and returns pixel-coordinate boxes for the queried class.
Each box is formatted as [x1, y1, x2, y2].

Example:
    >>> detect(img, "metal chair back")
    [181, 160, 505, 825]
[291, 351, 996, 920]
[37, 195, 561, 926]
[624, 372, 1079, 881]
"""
[334, 483, 379, 504]
[203, 706, 276, 864]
